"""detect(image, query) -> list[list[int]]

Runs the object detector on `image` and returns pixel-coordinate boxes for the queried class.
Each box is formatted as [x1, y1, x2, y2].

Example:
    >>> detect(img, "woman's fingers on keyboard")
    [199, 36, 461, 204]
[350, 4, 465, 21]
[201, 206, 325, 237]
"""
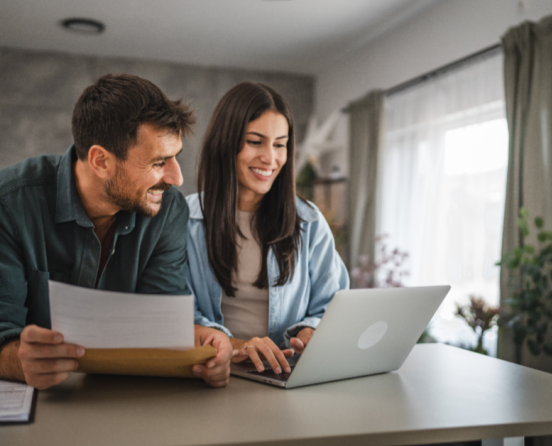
[262, 338, 291, 373]
[282, 349, 294, 358]
[237, 337, 293, 374]
[246, 345, 265, 372]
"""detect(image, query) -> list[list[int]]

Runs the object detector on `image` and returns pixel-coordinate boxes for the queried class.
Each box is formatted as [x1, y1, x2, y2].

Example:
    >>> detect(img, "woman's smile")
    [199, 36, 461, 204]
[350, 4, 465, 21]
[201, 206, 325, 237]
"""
[237, 110, 289, 211]
[249, 167, 274, 180]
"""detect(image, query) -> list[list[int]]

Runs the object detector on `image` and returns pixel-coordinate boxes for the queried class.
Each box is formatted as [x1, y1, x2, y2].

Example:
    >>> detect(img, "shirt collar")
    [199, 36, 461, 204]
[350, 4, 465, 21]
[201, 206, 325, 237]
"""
[55, 146, 93, 227]
[115, 212, 136, 235]
[55, 145, 136, 233]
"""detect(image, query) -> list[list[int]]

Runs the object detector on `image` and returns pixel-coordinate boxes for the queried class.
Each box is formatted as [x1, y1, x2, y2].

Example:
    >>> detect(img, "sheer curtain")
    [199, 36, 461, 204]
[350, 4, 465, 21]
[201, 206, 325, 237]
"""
[377, 51, 508, 353]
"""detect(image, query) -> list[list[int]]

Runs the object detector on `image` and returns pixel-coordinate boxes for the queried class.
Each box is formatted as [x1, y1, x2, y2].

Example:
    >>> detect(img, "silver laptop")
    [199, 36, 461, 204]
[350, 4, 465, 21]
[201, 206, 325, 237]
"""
[231, 285, 450, 389]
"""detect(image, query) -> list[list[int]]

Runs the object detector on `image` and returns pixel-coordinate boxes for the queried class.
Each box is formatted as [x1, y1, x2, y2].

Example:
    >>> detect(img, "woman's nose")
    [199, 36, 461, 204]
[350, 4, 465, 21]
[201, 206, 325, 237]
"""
[259, 146, 275, 165]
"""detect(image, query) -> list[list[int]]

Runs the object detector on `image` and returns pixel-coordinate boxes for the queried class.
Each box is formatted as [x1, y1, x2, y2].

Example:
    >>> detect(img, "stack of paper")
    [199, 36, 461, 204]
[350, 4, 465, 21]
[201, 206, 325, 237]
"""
[48, 281, 216, 378]
[0, 380, 34, 424]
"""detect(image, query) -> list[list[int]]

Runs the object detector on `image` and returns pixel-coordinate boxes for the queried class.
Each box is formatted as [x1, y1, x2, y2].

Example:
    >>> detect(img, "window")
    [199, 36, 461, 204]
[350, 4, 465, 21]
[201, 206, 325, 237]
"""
[377, 51, 508, 355]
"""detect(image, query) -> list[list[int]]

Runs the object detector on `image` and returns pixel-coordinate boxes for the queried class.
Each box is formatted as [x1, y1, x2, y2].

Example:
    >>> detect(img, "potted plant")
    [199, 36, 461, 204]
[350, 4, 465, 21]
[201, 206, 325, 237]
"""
[455, 296, 499, 355]
[497, 207, 552, 363]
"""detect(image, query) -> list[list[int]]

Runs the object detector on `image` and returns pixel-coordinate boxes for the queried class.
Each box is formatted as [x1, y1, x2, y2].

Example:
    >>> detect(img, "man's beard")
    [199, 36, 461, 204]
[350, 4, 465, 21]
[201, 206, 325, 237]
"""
[104, 166, 171, 218]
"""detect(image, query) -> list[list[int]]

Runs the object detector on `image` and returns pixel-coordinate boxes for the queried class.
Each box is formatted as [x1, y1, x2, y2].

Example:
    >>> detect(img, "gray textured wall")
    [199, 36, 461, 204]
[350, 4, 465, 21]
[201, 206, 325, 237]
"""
[0, 47, 314, 196]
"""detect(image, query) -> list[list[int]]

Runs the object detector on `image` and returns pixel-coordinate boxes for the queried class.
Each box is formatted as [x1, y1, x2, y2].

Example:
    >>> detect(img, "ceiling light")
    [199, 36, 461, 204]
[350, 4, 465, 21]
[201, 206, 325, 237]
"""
[61, 18, 105, 35]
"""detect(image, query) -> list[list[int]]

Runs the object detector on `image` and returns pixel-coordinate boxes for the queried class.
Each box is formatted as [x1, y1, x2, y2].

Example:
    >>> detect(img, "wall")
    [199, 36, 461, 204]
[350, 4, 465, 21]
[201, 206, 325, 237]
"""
[0, 47, 314, 196]
[315, 0, 552, 176]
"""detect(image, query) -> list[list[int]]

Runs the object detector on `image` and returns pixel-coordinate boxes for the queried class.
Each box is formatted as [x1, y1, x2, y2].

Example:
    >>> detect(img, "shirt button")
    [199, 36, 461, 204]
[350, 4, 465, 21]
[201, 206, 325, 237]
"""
[216, 315, 222, 321]
[125, 226, 128, 230]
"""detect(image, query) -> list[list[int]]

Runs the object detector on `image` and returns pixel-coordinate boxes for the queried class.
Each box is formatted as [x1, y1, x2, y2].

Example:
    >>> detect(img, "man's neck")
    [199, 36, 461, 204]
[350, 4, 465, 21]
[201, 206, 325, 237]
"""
[74, 159, 118, 243]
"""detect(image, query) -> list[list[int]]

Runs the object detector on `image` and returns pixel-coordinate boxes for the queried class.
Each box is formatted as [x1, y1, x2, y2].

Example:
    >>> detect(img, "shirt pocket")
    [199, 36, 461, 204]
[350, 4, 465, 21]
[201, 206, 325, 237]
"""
[26, 269, 73, 328]
[48, 269, 72, 284]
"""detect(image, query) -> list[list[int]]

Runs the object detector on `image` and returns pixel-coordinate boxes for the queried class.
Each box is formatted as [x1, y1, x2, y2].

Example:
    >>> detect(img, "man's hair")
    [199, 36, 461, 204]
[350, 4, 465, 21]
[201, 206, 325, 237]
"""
[72, 73, 196, 161]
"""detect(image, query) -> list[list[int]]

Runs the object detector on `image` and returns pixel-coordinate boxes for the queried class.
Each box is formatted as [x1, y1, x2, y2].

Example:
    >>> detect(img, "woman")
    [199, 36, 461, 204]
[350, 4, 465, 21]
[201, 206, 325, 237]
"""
[186, 82, 349, 375]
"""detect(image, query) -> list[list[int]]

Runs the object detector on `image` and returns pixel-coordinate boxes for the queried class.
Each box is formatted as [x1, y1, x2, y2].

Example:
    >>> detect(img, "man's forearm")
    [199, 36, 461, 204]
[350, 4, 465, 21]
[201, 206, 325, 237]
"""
[0, 339, 25, 382]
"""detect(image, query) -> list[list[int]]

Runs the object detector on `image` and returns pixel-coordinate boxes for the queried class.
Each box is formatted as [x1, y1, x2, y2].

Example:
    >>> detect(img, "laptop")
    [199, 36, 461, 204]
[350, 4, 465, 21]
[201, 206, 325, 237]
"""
[231, 285, 450, 389]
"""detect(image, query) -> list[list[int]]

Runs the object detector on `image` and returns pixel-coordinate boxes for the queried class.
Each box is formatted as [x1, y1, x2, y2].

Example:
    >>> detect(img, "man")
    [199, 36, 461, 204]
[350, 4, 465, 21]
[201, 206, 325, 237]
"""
[0, 74, 232, 389]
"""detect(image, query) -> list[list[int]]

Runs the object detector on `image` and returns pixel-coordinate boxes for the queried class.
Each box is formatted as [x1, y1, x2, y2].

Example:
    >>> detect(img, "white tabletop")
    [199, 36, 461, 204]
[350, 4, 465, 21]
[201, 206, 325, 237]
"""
[2, 344, 552, 446]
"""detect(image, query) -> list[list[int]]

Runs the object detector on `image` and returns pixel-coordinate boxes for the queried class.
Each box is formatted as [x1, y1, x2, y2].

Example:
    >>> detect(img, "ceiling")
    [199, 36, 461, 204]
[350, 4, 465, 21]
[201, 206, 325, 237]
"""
[0, 0, 436, 75]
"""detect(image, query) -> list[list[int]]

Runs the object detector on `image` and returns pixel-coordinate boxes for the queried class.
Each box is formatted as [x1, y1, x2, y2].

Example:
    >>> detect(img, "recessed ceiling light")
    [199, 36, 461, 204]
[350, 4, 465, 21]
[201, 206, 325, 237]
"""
[61, 18, 105, 35]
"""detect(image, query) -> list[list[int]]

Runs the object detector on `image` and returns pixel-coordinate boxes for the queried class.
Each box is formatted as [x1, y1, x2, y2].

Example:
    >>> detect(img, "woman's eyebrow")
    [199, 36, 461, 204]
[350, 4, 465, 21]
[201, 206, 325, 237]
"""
[246, 131, 288, 140]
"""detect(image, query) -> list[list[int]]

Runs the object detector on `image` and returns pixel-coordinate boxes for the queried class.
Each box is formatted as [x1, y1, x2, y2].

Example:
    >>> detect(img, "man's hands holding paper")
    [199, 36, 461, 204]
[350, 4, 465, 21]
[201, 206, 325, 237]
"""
[1, 324, 233, 390]
[17, 324, 84, 390]
[192, 325, 232, 387]
[23, 324, 234, 389]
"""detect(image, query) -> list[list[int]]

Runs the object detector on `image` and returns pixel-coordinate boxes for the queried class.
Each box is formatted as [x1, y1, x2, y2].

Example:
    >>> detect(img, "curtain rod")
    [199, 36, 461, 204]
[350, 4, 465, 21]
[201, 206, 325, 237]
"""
[384, 43, 502, 97]
[342, 43, 502, 112]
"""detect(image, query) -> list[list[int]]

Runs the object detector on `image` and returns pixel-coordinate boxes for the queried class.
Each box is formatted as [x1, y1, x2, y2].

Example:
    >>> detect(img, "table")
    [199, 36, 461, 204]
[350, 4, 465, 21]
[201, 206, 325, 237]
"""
[2, 344, 552, 446]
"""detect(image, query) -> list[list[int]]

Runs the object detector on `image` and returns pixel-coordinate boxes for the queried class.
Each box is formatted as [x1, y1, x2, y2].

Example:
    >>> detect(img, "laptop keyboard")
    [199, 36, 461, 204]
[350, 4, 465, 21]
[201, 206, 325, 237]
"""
[247, 365, 295, 381]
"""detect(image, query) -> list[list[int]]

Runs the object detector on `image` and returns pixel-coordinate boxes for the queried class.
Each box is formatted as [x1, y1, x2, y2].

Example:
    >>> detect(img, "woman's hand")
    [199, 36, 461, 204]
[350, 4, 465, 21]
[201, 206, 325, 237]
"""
[290, 327, 315, 355]
[231, 337, 294, 374]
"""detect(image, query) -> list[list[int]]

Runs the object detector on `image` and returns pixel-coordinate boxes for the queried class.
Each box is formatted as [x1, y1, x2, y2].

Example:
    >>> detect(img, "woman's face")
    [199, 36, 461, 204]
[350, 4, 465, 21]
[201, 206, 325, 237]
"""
[236, 110, 289, 211]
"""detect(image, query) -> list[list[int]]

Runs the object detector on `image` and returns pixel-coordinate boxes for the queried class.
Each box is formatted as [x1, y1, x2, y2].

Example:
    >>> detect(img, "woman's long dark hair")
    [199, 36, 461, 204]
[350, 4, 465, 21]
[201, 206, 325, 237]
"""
[197, 82, 302, 297]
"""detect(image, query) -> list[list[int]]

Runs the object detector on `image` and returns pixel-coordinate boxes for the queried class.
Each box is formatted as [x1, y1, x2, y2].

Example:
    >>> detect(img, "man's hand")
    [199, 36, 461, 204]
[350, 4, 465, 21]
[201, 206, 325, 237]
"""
[17, 325, 85, 390]
[290, 327, 315, 355]
[231, 337, 294, 374]
[192, 325, 232, 388]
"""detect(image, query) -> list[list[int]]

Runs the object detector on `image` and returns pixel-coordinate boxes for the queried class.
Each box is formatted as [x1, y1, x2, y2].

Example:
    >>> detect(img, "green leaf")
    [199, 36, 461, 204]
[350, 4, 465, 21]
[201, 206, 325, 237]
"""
[518, 219, 529, 237]
[513, 325, 527, 344]
[538, 232, 547, 242]
[543, 342, 552, 356]
[524, 245, 535, 254]
[520, 207, 529, 219]
[527, 338, 541, 355]
[535, 217, 544, 228]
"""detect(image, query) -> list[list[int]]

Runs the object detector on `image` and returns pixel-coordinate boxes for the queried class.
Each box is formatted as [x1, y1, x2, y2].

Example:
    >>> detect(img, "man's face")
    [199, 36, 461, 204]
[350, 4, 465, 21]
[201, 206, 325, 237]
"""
[104, 123, 183, 217]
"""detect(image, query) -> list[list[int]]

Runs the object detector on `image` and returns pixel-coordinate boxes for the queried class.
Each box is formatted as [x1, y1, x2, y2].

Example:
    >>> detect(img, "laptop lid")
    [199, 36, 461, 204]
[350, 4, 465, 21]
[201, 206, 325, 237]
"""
[285, 285, 450, 388]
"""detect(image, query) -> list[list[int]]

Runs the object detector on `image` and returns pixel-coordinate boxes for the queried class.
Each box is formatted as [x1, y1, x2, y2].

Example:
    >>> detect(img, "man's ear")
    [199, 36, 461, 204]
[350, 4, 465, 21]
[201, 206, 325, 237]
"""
[88, 145, 116, 179]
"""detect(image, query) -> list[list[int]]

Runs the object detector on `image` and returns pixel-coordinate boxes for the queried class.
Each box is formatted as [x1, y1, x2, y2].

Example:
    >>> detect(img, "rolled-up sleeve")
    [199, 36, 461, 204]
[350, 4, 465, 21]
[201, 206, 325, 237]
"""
[0, 200, 28, 346]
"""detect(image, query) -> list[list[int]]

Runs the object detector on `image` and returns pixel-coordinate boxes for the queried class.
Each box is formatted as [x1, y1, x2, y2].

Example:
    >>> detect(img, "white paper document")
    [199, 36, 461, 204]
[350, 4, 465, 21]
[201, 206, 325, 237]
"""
[48, 281, 194, 349]
[0, 380, 34, 423]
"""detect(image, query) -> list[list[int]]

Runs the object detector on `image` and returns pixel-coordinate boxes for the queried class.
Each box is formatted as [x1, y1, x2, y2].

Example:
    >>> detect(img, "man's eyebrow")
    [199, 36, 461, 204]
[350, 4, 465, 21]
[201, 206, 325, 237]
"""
[149, 147, 183, 163]
[246, 131, 288, 140]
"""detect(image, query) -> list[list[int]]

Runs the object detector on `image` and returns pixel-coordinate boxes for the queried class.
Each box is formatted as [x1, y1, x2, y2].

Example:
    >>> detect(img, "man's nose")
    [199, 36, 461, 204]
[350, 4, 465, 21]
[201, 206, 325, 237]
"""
[164, 157, 184, 187]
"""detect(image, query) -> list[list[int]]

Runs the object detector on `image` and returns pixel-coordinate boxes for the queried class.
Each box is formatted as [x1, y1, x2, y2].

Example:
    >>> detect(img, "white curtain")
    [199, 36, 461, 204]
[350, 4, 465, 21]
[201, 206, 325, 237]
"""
[377, 51, 508, 353]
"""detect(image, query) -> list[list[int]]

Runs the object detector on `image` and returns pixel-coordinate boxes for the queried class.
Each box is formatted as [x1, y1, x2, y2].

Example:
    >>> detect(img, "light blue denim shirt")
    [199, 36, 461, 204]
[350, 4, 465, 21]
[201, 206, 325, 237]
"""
[185, 193, 349, 349]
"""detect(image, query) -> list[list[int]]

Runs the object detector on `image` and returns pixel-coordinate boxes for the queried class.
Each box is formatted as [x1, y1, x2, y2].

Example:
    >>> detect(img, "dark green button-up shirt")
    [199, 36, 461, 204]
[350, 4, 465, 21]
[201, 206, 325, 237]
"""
[0, 146, 190, 346]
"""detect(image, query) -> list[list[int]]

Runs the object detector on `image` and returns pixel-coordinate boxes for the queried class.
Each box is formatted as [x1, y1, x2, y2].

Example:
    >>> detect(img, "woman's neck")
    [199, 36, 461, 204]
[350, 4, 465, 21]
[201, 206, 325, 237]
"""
[237, 189, 263, 212]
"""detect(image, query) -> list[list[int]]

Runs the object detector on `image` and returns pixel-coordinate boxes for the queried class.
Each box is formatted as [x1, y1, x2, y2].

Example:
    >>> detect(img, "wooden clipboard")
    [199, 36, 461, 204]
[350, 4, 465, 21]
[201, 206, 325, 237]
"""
[76, 345, 217, 378]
